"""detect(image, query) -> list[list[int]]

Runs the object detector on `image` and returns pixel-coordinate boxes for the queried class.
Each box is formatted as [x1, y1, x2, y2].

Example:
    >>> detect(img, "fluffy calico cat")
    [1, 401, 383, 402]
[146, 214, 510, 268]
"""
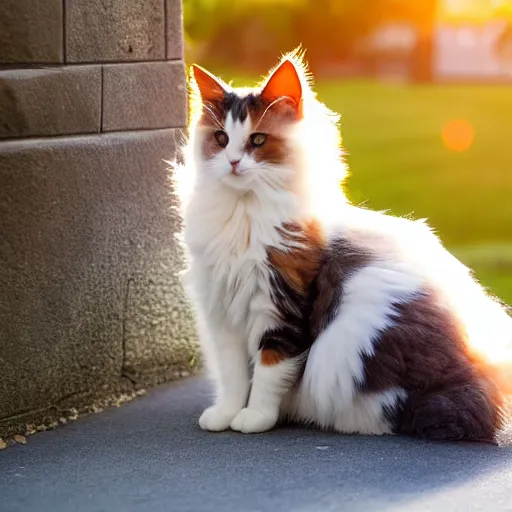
[177, 50, 511, 442]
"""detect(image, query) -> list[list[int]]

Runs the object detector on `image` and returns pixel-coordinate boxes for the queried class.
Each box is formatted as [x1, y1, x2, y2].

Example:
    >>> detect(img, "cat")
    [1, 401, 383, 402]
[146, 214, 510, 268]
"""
[176, 49, 511, 442]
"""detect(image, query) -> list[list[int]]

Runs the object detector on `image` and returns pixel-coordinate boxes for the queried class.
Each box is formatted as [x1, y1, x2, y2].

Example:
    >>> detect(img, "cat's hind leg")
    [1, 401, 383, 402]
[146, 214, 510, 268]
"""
[395, 380, 503, 443]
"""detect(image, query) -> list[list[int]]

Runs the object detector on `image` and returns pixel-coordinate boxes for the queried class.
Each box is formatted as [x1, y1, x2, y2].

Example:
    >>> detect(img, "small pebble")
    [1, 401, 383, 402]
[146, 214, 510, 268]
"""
[0, 439, 7, 450]
[316, 446, 329, 451]
[14, 435, 27, 445]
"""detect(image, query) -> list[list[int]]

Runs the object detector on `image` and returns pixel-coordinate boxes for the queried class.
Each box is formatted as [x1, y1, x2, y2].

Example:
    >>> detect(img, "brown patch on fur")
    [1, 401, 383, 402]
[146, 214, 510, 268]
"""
[268, 221, 325, 298]
[198, 100, 228, 129]
[250, 134, 289, 165]
[201, 128, 224, 160]
[259, 221, 327, 362]
[262, 229, 372, 362]
[249, 98, 298, 166]
[261, 348, 287, 366]
[196, 86, 299, 164]
[195, 90, 233, 130]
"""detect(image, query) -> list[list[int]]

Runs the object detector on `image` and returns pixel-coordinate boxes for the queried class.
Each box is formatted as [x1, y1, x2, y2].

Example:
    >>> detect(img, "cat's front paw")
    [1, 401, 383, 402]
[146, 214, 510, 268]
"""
[199, 405, 239, 432]
[230, 407, 278, 434]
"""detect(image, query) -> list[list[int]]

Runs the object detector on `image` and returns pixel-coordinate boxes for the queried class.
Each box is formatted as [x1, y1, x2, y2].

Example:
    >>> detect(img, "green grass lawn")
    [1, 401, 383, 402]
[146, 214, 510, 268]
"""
[209, 73, 512, 304]
[314, 79, 512, 304]
[316, 80, 512, 246]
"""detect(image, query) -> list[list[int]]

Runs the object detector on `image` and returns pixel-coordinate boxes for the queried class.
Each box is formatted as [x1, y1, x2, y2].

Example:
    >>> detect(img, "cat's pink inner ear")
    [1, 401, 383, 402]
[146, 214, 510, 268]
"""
[190, 64, 226, 102]
[261, 59, 302, 112]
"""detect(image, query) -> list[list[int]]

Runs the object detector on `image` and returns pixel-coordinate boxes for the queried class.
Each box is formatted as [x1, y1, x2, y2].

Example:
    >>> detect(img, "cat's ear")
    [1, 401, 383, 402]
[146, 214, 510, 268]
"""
[261, 59, 302, 114]
[190, 64, 228, 103]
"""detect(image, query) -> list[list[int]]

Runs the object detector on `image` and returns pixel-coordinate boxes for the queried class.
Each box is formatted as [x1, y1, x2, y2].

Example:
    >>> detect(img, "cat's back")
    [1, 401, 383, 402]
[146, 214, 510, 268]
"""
[316, 204, 512, 356]
[324, 205, 475, 295]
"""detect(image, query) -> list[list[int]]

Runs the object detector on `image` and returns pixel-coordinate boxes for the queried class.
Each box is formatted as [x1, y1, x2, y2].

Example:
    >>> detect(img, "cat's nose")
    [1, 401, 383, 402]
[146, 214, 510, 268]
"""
[230, 160, 241, 175]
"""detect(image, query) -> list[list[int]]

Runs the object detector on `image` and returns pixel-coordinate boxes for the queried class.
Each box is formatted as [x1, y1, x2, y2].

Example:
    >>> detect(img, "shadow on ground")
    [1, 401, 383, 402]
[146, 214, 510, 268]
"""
[1, 378, 511, 512]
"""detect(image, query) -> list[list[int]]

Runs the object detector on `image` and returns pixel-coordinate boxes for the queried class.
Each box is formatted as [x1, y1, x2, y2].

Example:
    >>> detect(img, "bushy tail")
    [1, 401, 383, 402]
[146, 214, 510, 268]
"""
[492, 357, 512, 446]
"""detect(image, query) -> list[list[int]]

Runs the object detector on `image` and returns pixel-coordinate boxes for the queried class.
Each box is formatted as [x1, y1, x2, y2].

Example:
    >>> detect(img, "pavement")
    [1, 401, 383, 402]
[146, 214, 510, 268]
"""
[1, 377, 512, 512]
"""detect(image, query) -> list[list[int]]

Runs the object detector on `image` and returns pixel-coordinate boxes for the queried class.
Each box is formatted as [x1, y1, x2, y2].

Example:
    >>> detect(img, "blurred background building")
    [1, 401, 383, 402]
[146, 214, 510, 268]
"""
[436, 0, 512, 80]
[184, 0, 512, 82]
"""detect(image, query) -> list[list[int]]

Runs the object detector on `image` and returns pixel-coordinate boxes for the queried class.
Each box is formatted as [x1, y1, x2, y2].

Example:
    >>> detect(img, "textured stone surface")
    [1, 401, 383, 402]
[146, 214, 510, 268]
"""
[0, 0, 63, 64]
[166, 0, 185, 60]
[0, 130, 197, 435]
[102, 62, 187, 131]
[0, 67, 101, 139]
[122, 251, 197, 385]
[66, 0, 165, 63]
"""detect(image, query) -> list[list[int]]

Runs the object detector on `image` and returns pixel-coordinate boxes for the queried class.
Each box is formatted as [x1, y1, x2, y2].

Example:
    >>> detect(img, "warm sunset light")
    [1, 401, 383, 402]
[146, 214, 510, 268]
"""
[439, 0, 512, 22]
[442, 119, 475, 152]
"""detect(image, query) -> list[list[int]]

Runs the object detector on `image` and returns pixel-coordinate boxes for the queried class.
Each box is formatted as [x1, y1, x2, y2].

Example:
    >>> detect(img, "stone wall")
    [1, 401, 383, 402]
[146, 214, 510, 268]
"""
[0, 0, 196, 437]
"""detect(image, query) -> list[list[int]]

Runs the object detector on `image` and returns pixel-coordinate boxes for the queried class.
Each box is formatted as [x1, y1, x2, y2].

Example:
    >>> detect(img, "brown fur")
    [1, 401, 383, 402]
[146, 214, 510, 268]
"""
[249, 133, 289, 165]
[268, 221, 325, 298]
[201, 128, 225, 160]
[196, 89, 298, 164]
[257, 221, 326, 363]
[261, 348, 287, 366]
[249, 101, 297, 165]
[261, 228, 372, 365]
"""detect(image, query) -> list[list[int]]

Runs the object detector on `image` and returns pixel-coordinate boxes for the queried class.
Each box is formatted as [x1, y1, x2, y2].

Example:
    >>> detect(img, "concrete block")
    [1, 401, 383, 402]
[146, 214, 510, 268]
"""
[102, 62, 187, 131]
[0, 0, 63, 64]
[66, 0, 165, 63]
[0, 67, 101, 139]
[166, 0, 185, 60]
[0, 129, 196, 431]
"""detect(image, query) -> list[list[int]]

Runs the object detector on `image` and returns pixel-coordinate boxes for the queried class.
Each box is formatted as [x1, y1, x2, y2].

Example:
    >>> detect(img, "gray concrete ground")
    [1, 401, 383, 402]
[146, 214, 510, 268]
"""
[1, 377, 511, 512]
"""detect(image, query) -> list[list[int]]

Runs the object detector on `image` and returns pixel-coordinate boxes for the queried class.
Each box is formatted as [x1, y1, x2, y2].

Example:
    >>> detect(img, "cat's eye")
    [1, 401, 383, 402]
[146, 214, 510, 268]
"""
[250, 133, 267, 148]
[214, 130, 229, 148]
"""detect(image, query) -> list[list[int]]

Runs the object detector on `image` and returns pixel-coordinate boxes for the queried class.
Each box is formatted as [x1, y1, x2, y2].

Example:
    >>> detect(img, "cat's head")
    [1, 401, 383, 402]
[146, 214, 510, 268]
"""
[182, 50, 346, 216]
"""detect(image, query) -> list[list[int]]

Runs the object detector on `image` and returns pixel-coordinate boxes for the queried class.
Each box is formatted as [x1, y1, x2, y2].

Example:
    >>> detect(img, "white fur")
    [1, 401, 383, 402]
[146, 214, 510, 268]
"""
[196, 315, 249, 431]
[231, 355, 302, 433]
[283, 387, 408, 435]
[224, 113, 250, 166]
[177, 58, 512, 436]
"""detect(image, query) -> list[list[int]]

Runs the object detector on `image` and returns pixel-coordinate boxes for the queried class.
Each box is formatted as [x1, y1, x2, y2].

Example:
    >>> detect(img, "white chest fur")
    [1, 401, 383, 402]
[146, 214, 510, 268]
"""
[184, 186, 293, 353]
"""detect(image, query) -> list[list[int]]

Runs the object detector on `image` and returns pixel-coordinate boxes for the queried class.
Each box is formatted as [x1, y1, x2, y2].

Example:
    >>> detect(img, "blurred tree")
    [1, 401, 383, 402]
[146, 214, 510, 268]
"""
[183, 0, 439, 77]
[184, 0, 304, 70]
[410, 0, 437, 82]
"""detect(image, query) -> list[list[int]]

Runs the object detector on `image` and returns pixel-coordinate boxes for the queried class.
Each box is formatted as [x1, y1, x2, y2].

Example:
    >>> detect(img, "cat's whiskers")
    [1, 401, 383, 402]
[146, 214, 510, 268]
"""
[202, 103, 225, 130]
[259, 171, 284, 191]
[253, 96, 289, 132]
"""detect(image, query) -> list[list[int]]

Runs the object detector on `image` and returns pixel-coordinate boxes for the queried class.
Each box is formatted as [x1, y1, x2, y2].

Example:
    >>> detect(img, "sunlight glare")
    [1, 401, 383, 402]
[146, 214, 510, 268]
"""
[442, 119, 475, 152]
